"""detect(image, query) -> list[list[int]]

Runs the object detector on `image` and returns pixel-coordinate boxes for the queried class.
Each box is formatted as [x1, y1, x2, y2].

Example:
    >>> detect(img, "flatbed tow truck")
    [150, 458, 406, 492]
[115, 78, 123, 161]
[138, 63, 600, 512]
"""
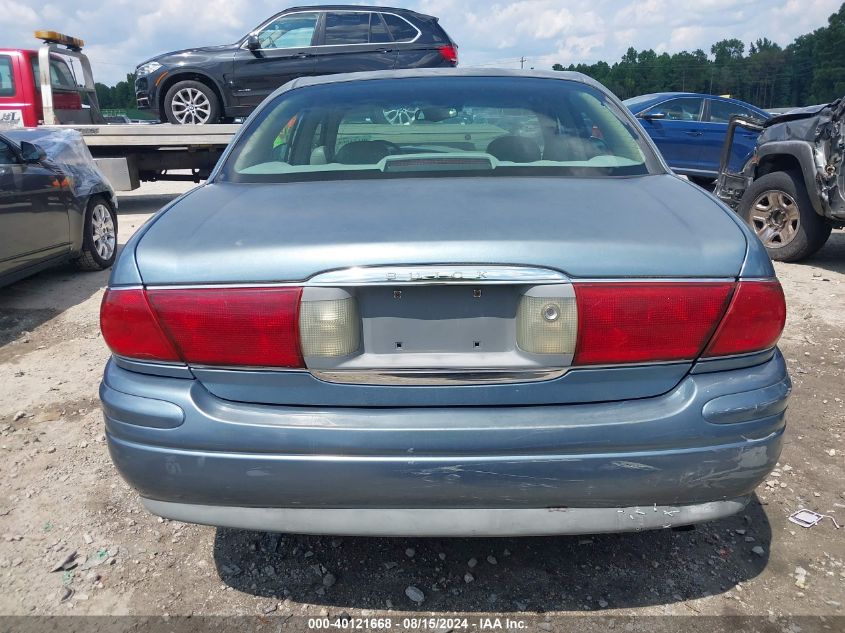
[0, 32, 237, 190]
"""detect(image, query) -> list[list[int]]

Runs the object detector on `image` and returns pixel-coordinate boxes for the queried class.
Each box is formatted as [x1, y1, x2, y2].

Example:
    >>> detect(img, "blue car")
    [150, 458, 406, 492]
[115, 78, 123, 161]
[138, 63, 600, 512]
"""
[99, 69, 789, 537]
[624, 92, 769, 183]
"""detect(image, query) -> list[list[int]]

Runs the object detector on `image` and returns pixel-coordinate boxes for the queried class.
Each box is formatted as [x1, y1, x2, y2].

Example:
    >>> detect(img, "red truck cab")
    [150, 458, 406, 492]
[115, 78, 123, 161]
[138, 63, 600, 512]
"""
[1, 34, 91, 128]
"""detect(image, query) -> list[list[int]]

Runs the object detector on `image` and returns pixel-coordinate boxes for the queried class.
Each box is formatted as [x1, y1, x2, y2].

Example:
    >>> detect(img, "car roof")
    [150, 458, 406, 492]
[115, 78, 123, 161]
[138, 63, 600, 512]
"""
[627, 92, 768, 113]
[280, 67, 600, 96]
[286, 5, 433, 18]
[633, 92, 687, 99]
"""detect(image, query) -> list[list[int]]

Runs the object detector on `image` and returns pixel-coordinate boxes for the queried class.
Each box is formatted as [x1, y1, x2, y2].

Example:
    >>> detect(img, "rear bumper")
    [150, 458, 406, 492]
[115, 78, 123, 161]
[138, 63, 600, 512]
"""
[143, 498, 749, 537]
[102, 352, 789, 534]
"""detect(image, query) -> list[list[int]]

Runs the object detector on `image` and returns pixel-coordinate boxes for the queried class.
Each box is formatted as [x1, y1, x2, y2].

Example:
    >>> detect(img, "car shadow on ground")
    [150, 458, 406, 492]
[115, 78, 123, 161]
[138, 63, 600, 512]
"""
[802, 229, 845, 275]
[118, 193, 184, 215]
[0, 263, 113, 350]
[212, 495, 772, 612]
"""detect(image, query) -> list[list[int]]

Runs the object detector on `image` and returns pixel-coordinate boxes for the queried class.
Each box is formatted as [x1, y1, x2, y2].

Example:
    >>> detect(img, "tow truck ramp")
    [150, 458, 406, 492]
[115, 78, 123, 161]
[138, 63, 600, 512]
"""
[43, 123, 239, 190]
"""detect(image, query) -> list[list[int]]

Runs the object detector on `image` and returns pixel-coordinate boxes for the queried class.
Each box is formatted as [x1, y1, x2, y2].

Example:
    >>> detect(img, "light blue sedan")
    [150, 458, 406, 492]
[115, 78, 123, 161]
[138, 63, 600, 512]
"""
[99, 69, 789, 537]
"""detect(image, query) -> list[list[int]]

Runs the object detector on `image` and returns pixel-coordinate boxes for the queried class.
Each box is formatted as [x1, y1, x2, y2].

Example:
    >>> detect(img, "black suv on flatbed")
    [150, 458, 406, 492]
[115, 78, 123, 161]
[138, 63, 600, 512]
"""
[134, 5, 458, 124]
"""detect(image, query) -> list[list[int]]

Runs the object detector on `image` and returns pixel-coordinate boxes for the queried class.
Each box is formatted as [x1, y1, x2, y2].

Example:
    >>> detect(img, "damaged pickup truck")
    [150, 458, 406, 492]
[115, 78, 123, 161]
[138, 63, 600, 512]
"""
[716, 100, 845, 261]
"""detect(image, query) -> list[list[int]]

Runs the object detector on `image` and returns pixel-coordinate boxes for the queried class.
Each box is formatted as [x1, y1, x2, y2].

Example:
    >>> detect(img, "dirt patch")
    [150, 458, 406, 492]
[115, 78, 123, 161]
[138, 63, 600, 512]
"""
[0, 309, 59, 349]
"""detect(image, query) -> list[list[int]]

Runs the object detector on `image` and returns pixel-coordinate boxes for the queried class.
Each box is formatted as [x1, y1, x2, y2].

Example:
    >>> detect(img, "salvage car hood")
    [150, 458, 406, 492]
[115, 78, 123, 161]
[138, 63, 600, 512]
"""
[764, 103, 833, 127]
[134, 175, 749, 285]
[759, 98, 844, 142]
[756, 97, 845, 220]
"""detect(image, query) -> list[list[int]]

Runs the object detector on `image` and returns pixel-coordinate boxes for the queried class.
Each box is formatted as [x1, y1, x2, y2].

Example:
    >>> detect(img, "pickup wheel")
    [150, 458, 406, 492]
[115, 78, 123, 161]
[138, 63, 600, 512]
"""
[739, 170, 831, 262]
[163, 80, 221, 125]
[74, 196, 118, 271]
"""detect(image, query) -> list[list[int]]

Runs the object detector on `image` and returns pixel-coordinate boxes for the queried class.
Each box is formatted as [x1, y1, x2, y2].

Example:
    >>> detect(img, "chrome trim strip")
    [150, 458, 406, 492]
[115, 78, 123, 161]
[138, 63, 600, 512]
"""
[144, 283, 307, 290]
[140, 275, 777, 291]
[190, 365, 309, 374]
[187, 359, 691, 379]
[699, 346, 778, 362]
[312, 369, 567, 386]
[637, 96, 765, 125]
[242, 9, 421, 52]
[736, 277, 781, 282]
[307, 265, 571, 286]
[312, 12, 422, 48]
[114, 355, 185, 368]
[112, 356, 193, 380]
[690, 348, 778, 375]
[571, 277, 736, 283]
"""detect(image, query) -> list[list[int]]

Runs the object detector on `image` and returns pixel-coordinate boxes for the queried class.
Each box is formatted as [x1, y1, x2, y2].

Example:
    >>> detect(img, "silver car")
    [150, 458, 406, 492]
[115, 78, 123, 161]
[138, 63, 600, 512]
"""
[99, 69, 789, 537]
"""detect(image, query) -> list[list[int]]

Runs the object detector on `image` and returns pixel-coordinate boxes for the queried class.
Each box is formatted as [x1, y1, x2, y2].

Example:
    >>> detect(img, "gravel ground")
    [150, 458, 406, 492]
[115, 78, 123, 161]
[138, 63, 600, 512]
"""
[0, 181, 842, 624]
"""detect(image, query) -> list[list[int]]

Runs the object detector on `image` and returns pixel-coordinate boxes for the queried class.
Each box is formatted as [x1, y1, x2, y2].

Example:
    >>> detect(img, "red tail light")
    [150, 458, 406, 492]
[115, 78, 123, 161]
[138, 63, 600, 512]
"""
[101, 279, 784, 371]
[572, 283, 734, 365]
[100, 288, 180, 362]
[147, 288, 303, 368]
[703, 280, 786, 357]
[101, 287, 304, 368]
[438, 45, 459, 65]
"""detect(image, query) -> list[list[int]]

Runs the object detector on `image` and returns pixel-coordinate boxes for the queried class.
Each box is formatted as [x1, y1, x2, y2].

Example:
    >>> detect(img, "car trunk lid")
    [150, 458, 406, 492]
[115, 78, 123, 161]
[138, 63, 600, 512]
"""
[133, 174, 749, 406]
[135, 175, 747, 284]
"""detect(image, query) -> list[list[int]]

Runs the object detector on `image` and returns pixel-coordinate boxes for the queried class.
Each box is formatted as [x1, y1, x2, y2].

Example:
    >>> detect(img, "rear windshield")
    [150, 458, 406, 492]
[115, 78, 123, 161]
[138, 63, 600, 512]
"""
[219, 76, 657, 184]
[0, 56, 15, 97]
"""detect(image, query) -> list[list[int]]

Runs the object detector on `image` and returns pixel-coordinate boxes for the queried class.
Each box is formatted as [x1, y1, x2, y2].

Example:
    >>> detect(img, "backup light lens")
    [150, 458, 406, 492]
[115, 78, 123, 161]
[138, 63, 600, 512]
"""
[299, 298, 360, 358]
[516, 295, 577, 355]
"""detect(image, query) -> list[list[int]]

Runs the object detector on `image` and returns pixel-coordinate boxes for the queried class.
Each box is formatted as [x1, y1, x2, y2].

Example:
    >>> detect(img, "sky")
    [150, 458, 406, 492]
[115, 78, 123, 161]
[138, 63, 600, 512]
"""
[0, 0, 841, 85]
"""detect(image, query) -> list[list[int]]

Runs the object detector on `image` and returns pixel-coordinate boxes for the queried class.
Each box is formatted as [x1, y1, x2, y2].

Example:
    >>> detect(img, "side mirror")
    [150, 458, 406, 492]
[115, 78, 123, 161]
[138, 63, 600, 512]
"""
[640, 111, 667, 121]
[20, 141, 46, 163]
[246, 35, 261, 52]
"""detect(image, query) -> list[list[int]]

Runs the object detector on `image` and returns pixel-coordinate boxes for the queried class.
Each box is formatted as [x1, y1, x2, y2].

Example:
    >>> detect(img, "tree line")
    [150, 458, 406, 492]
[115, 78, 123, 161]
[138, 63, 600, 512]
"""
[554, 1, 845, 108]
[94, 74, 137, 113]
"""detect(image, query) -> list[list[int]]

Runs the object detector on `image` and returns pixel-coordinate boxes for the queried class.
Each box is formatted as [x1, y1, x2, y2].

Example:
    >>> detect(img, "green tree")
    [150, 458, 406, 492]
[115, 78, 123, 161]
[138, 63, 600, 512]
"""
[811, 3, 845, 101]
[94, 73, 136, 110]
[552, 1, 845, 108]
